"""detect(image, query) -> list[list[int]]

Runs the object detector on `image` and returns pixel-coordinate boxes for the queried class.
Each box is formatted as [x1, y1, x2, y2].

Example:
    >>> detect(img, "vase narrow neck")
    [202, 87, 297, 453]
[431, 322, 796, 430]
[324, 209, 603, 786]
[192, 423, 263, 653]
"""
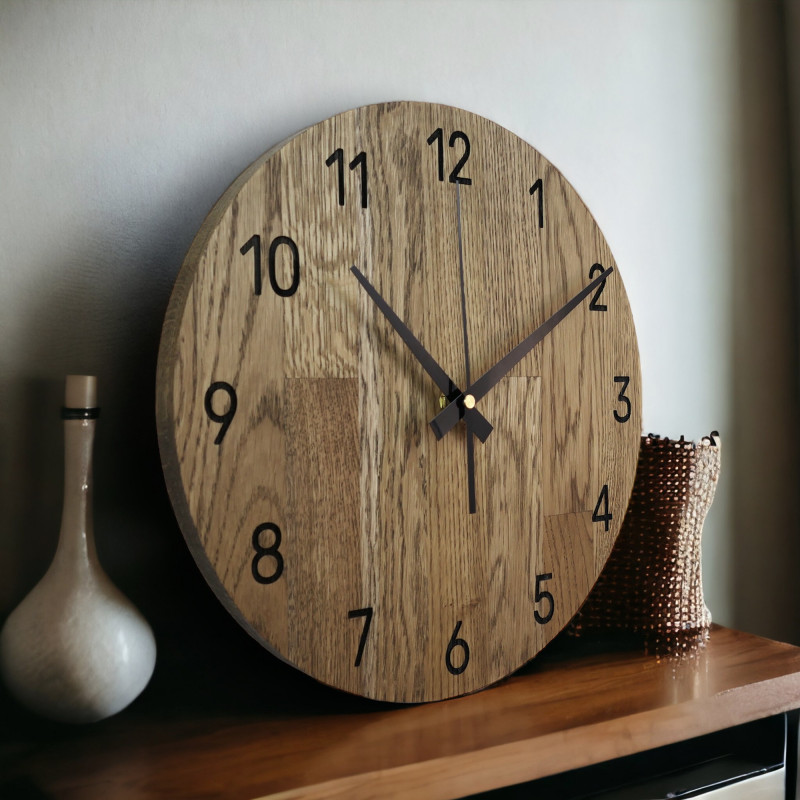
[56, 418, 97, 565]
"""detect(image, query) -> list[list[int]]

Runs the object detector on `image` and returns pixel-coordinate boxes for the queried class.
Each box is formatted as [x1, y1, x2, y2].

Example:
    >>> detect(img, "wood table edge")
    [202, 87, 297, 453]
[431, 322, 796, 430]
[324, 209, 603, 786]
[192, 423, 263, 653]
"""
[259, 671, 800, 800]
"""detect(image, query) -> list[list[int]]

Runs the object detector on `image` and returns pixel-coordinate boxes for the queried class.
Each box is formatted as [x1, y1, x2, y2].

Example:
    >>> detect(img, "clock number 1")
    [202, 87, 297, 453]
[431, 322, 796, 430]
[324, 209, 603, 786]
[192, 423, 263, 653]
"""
[240, 234, 300, 297]
[529, 178, 544, 228]
[326, 148, 368, 209]
[348, 606, 373, 667]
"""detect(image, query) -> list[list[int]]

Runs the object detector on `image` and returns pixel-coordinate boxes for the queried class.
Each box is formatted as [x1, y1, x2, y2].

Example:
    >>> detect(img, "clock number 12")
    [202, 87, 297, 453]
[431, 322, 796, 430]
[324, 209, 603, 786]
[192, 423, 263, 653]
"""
[427, 128, 472, 185]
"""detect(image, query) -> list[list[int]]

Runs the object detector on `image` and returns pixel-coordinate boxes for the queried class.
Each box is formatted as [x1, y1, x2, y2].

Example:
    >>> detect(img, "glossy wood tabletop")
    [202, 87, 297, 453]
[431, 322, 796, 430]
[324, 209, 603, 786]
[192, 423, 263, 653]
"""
[4, 625, 800, 799]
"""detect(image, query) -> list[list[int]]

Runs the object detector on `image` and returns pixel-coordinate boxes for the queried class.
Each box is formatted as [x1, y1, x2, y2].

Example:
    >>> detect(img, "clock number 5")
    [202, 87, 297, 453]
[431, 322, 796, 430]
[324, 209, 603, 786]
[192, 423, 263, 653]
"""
[534, 573, 555, 624]
[348, 606, 373, 668]
[427, 128, 472, 185]
[326, 148, 368, 209]
[251, 522, 284, 584]
[240, 234, 300, 297]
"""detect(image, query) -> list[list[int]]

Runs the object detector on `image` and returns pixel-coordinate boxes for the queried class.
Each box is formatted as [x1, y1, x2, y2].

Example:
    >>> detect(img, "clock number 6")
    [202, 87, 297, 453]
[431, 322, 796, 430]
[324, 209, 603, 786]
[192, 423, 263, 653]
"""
[348, 606, 373, 668]
[204, 381, 237, 445]
[445, 620, 470, 675]
[240, 234, 300, 297]
[251, 522, 284, 585]
[534, 573, 555, 624]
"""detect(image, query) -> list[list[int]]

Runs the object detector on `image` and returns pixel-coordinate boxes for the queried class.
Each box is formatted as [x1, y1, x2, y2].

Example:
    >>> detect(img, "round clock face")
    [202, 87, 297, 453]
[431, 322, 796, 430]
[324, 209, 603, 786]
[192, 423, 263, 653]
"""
[156, 101, 641, 703]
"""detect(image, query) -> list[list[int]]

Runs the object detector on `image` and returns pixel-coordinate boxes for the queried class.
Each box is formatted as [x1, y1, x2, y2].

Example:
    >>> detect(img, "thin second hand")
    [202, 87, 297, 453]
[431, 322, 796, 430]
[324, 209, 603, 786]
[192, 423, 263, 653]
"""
[456, 182, 477, 515]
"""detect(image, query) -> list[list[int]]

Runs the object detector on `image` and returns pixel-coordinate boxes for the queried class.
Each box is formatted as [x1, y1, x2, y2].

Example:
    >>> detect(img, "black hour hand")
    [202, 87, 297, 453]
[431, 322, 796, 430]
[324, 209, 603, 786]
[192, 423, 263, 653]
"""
[351, 265, 493, 443]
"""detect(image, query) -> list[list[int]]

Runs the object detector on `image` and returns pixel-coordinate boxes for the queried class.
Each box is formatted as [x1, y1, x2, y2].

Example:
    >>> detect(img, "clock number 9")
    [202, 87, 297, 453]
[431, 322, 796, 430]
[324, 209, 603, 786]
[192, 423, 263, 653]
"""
[534, 573, 555, 624]
[445, 620, 470, 675]
[251, 522, 284, 584]
[204, 381, 237, 445]
[240, 234, 301, 298]
[427, 128, 472, 185]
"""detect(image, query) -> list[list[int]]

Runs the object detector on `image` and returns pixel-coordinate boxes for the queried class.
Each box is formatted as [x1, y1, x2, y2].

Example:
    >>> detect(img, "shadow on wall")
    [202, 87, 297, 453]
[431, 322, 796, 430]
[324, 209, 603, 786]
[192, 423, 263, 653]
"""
[730, 0, 800, 644]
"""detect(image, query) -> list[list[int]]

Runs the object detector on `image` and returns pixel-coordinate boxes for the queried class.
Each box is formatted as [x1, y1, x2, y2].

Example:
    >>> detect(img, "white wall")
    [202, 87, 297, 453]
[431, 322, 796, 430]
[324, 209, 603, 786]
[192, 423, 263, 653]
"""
[0, 1, 744, 633]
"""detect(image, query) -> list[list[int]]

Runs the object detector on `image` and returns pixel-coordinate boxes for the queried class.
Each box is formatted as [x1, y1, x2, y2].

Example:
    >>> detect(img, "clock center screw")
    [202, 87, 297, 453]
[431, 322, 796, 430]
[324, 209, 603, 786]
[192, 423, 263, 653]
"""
[463, 394, 476, 410]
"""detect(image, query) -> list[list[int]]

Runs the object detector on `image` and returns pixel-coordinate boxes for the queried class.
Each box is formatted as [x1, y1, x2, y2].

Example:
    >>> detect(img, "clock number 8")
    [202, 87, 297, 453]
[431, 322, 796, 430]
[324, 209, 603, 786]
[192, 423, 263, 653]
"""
[204, 381, 237, 445]
[445, 620, 470, 675]
[251, 523, 284, 585]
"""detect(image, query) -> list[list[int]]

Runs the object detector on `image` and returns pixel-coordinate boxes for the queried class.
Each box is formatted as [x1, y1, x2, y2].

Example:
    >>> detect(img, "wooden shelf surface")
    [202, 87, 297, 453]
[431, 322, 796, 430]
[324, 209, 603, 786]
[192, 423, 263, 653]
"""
[4, 625, 800, 799]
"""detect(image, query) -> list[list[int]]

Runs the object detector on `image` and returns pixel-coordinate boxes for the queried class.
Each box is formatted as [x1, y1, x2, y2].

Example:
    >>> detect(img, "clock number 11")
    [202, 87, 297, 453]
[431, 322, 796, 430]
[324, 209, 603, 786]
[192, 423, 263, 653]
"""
[326, 148, 368, 209]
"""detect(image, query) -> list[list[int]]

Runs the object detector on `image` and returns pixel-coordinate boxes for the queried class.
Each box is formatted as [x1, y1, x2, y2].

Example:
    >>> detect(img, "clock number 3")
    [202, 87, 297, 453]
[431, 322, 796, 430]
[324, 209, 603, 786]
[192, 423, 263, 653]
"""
[251, 522, 284, 585]
[240, 234, 301, 297]
[613, 375, 632, 423]
[427, 128, 472, 185]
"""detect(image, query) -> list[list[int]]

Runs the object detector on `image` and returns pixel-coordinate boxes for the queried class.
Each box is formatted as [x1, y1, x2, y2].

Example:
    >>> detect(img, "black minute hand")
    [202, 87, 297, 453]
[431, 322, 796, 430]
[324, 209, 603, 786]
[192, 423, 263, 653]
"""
[429, 266, 614, 440]
[351, 265, 493, 442]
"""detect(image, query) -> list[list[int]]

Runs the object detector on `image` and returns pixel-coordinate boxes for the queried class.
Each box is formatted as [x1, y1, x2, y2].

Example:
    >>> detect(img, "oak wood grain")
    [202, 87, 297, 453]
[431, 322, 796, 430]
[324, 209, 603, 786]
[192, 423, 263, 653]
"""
[156, 102, 642, 702]
[5, 627, 800, 800]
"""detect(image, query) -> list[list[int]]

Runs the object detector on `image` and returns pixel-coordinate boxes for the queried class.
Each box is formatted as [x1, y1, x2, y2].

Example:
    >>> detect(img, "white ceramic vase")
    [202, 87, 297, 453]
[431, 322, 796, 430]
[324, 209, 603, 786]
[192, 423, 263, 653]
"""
[0, 375, 156, 723]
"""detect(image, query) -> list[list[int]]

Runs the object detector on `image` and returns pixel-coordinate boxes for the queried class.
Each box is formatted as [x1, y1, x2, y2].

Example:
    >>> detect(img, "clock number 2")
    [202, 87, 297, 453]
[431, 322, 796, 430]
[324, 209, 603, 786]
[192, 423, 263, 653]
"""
[534, 573, 555, 624]
[589, 263, 608, 311]
[240, 234, 300, 297]
[427, 128, 472, 185]
[204, 381, 237, 445]
[251, 522, 284, 584]
[348, 606, 373, 667]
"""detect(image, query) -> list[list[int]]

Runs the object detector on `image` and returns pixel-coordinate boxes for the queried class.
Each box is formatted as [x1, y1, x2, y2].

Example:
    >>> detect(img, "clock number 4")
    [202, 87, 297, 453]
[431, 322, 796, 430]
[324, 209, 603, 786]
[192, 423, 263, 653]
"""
[592, 484, 612, 532]
[326, 148, 368, 209]
[427, 128, 472, 185]
[252, 522, 284, 584]
[348, 606, 373, 668]
[534, 573, 555, 624]
[240, 234, 300, 297]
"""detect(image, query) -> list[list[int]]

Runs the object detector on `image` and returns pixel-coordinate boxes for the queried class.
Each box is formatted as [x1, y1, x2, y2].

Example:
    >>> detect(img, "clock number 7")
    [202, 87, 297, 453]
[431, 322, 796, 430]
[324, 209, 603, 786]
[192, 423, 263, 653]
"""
[348, 607, 373, 668]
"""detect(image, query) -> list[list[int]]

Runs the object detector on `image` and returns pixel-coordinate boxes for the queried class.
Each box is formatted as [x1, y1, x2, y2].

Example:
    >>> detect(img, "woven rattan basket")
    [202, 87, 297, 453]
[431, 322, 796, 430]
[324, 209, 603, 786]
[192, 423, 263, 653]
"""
[569, 432, 720, 652]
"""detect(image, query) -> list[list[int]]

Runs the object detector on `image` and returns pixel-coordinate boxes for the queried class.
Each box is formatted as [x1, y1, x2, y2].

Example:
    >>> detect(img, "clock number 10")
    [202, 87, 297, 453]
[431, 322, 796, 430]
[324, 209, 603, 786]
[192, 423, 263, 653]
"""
[240, 234, 300, 297]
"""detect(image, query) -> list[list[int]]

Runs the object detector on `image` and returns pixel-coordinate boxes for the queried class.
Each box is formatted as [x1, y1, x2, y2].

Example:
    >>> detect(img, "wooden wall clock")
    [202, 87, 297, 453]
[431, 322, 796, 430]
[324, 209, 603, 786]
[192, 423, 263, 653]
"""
[156, 101, 641, 703]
